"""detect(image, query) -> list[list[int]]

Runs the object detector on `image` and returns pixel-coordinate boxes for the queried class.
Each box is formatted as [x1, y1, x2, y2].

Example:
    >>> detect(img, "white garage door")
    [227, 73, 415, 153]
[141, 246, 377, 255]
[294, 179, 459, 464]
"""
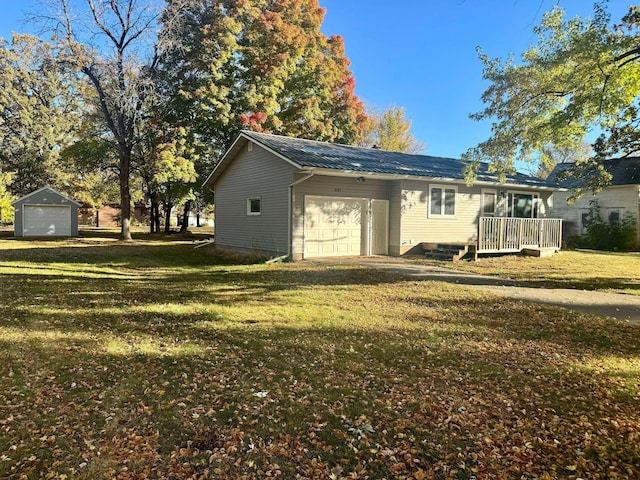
[23, 205, 72, 236]
[304, 196, 365, 258]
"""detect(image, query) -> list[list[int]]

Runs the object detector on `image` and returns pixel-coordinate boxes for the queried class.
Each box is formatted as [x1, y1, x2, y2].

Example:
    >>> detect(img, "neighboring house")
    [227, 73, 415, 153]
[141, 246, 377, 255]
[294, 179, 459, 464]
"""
[11, 187, 81, 237]
[548, 157, 640, 248]
[203, 131, 562, 260]
[78, 203, 150, 227]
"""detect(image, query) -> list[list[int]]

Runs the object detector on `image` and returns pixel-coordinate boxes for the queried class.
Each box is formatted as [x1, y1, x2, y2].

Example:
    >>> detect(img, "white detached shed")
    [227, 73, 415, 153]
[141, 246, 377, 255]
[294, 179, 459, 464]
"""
[11, 187, 81, 237]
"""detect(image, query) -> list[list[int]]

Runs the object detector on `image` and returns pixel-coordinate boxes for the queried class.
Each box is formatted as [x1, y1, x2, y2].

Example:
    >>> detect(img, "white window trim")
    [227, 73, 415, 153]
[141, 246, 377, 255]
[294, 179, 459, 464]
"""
[247, 197, 262, 216]
[428, 184, 457, 218]
[481, 189, 497, 217]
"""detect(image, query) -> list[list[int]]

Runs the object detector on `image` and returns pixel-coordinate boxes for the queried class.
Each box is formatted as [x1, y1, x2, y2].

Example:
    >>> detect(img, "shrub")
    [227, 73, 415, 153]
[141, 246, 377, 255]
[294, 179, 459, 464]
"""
[581, 200, 638, 251]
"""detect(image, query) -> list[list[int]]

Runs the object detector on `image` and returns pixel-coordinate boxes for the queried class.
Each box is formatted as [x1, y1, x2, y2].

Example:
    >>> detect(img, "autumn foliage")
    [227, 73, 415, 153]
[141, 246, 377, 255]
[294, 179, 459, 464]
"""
[160, 0, 367, 155]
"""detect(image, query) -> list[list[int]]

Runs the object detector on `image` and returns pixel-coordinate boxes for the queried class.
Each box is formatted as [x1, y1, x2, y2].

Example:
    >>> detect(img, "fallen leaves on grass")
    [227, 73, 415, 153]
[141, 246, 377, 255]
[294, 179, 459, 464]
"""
[0, 241, 639, 479]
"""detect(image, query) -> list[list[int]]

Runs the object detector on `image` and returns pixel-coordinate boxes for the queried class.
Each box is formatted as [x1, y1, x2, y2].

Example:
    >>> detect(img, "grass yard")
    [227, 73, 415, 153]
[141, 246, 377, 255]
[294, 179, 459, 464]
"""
[0, 232, 639, 479]
[420, 250, 640, 295]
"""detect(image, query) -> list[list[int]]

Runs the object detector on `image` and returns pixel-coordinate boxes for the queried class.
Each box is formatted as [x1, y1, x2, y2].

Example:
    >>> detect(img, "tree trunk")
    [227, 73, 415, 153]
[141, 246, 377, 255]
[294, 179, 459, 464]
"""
[164, 202, 173, 234]
[119, 148, 132, 241]
[149, 193, 158, 233]
[155, 204, 161, 233]
[180, 200, 192, 234]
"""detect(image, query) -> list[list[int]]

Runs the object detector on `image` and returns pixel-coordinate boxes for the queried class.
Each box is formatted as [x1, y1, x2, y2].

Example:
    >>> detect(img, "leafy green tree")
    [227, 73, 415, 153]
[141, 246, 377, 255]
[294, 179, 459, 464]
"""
[360, 106, 425, 153]
[159, 0, 367, 157]
[156, 0, 367, 233]
[0, 172, 16, 224]
[59, 116, 121, 212]
[465, 4, 640, 192]
[0, 34, 82, 196]
[135, 124, 197, 233]
[51, 0, 177, 240]
[530, 141, 592, 180]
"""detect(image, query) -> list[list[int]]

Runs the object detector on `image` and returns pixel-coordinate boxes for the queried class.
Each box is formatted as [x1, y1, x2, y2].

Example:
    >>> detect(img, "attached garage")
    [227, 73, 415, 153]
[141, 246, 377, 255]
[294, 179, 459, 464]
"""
[12, 187, 81, 237]
[303, 196, 389, 258]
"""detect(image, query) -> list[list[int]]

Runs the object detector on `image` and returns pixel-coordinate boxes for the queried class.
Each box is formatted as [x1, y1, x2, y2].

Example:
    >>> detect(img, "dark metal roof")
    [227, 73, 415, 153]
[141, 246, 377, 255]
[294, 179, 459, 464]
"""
[548, 157, 640, 188]
[242, 131, 553, 187]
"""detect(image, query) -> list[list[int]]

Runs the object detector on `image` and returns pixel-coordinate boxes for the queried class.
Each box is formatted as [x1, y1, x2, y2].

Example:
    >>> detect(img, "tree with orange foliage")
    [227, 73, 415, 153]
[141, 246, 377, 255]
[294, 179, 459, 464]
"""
[159, 0, 367, 157]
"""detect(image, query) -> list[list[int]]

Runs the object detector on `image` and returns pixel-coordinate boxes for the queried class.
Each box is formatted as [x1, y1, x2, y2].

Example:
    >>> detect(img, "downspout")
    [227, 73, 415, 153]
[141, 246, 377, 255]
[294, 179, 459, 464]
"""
[637, 186, 640, 249]
[288, 172, 315, 261]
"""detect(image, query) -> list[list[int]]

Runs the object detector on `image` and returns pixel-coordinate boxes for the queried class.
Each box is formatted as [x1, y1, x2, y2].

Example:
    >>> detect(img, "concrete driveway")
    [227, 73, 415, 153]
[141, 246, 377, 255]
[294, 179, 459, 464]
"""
[311, 256, 640, 324]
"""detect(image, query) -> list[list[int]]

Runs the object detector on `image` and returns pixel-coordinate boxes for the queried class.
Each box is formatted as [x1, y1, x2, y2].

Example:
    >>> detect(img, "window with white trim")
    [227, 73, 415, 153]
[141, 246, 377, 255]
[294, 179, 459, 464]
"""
[481, 189, 497, 216]
[429, 185, 457, 217]
[507, 192, 539, 218]
[247, 197, 261, 215]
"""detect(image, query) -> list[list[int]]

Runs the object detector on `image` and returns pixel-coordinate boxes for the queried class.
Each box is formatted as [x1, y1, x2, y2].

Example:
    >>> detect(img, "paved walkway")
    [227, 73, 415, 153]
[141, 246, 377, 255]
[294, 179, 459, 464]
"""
[315, 257, 640, 324]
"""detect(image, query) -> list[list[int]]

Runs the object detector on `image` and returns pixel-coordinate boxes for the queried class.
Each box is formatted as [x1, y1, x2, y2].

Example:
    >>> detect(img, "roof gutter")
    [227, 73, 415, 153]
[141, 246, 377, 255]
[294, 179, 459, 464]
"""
[288, 172, 314, 260]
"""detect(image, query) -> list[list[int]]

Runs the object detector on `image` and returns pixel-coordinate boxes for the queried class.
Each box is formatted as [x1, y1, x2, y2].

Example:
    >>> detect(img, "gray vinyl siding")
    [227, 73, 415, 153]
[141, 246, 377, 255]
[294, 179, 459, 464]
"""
[13, 188, 79, 237]
[291, 175, 391, 259]
[553, 185, 640, 245]
[213, 145, 298, 255]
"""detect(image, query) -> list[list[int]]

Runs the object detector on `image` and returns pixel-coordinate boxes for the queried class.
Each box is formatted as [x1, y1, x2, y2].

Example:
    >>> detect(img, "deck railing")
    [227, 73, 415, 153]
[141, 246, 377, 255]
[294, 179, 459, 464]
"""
[478, 217, 562, 253]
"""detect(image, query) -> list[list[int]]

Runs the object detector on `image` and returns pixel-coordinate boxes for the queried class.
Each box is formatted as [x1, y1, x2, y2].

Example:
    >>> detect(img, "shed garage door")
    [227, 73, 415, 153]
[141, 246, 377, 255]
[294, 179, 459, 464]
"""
[304, 196, 365, 258]
[23, 205, 72, 236]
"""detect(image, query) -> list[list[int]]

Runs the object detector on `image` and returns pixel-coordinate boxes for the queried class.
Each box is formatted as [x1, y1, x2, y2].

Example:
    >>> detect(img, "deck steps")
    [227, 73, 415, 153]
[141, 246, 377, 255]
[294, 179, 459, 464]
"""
[422, 243, 471, 262]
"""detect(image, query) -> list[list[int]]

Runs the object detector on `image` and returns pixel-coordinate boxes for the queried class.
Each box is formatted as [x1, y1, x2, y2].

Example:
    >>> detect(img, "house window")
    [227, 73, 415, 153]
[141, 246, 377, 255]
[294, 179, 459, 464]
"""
[507, 192, 539, 218]
[429, 185, 457, 217]
[247, 197, 261, 215]
[482, 189, 497, 216]
[608, 209, 621, 225]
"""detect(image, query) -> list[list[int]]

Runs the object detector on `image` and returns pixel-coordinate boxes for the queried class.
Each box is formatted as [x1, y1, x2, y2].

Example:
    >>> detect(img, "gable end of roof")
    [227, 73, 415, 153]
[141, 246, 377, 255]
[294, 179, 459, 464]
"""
[11, 186, 82, 207]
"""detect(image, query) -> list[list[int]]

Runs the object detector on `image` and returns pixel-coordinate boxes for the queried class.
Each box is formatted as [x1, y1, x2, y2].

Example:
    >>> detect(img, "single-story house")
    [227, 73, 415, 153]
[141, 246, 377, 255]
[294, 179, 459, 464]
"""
[548, 157, 640, 248]
[11, 187, 81, 237]
[203, 131, 562, 260]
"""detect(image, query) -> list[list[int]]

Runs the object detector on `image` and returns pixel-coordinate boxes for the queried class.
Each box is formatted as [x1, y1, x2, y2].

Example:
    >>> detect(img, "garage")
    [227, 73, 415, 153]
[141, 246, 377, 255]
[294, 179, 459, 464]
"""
[304, 196, 365, 257]
[303, 196, 388, 258]
[12, 187, 81, 237]
[23, 205, 72, 236]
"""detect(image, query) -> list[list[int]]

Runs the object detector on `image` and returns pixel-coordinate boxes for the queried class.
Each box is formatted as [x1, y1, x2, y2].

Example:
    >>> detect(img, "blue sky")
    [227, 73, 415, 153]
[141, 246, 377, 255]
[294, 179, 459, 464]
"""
[0, 0, 634, 166]
[318, 0, 633, 161]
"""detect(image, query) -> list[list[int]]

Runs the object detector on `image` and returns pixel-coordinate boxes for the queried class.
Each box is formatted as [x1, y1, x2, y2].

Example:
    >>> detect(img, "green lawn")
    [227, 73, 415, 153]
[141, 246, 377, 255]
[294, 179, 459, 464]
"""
[419, 250, 640, 295]
[1, 233, 639, 479]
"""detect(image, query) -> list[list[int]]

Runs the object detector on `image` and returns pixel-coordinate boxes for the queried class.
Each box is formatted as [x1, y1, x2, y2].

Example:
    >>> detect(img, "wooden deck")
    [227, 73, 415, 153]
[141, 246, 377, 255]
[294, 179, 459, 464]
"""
[477, 217, 563, 254]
